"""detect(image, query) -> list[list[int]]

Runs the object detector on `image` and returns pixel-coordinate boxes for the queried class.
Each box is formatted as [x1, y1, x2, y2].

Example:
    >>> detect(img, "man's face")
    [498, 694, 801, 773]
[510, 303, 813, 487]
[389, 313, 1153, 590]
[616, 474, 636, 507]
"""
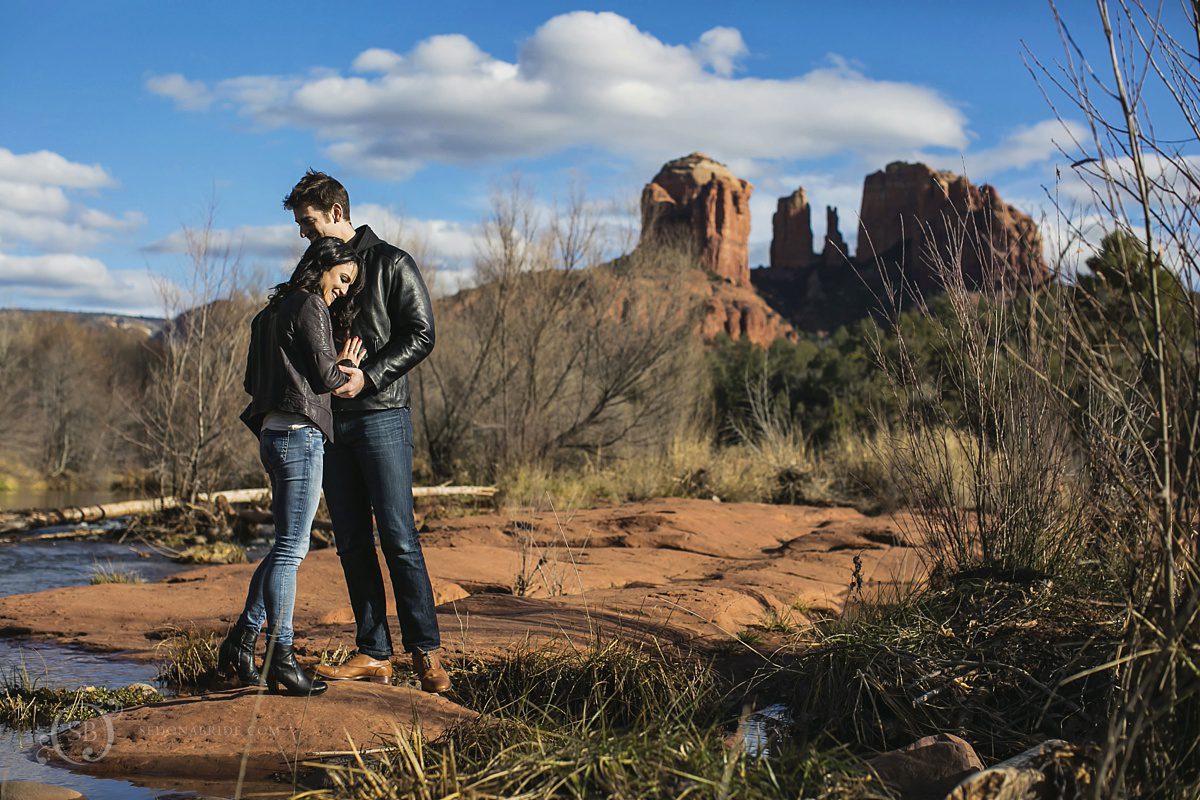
[293, 204, 337, 241]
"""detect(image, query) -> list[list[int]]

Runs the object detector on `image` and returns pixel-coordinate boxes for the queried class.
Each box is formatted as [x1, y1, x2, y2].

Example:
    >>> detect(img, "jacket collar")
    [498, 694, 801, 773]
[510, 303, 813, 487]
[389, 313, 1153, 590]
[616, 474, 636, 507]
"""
[350, 224, 384, 254]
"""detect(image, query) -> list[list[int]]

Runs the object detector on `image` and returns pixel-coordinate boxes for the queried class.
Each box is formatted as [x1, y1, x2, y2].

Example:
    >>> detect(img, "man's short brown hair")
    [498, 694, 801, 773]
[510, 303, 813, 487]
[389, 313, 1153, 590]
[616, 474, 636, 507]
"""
[282, 169, 351, 220]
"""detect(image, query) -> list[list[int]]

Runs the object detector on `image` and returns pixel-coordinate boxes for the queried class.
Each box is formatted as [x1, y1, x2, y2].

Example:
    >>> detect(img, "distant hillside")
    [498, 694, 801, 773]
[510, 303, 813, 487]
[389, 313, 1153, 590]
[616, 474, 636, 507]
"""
[0, 308, 166, 338]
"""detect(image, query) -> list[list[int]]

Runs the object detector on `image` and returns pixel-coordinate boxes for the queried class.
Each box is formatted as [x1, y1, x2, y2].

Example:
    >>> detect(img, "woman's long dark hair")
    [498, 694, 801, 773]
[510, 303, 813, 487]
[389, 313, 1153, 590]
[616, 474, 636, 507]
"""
[268, 236, 365, 332]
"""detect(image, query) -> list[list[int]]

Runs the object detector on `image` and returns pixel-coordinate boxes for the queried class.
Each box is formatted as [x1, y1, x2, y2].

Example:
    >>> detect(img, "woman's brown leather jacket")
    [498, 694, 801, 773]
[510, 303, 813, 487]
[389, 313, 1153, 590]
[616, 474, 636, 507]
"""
[240, 290, 348, 442]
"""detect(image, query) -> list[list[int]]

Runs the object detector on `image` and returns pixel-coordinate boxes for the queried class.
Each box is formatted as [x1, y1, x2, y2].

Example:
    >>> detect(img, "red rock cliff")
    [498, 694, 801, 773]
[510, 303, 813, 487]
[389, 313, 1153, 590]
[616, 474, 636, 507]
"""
[640, 153, 753, 286]
[770, 188, 813, 270]
[856, 162, 1048, 288]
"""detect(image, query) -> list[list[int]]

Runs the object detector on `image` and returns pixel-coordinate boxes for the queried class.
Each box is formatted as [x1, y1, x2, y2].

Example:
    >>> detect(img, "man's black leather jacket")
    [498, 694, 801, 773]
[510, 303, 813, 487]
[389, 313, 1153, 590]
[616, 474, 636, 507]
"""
[240, 290, 348, 442]
[339, 224, 435, 411]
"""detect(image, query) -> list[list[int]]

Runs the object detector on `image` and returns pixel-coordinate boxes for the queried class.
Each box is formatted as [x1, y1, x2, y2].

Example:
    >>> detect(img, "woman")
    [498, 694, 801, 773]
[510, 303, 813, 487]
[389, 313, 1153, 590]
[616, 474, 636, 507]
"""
[218, 236, 366, 696]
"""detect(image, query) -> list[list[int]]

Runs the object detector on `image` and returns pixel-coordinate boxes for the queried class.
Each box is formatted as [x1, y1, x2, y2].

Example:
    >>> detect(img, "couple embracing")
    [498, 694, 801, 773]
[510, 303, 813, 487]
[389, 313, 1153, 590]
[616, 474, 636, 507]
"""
[220, 170, 448, 697]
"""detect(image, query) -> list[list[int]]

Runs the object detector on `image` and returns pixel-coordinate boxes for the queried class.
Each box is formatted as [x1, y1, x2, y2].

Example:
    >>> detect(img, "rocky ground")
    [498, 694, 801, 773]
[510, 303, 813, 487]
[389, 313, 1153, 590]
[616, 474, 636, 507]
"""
[0, 498, 920, 794]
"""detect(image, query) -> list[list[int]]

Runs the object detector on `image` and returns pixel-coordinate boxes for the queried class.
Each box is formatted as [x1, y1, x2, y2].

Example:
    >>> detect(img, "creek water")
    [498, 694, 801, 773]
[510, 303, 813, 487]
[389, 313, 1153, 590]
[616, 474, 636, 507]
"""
[0, 531, 241, 798]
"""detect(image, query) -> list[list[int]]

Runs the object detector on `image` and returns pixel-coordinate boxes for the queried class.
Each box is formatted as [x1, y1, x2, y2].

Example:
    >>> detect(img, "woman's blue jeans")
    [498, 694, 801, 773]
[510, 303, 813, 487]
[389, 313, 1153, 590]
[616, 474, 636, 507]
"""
[237, 426, 322, 647]
[322, 407, 440, 657]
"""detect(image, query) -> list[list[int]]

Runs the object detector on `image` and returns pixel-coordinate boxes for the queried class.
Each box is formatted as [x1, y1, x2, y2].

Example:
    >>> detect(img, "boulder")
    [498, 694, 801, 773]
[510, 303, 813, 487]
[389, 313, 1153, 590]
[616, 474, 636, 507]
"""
[856, 162, 1048, 289]
[865, 733, 984, 800]
[52, 682, 476, 784]
[640, 153, 753, 286]
[769, 188, 813, 270]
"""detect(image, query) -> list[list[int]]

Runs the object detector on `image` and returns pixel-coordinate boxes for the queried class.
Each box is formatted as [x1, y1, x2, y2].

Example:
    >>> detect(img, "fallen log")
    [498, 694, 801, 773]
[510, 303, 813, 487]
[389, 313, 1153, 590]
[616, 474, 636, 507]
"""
[0, 485, 498, 536]
[947, 739, 1084, 800]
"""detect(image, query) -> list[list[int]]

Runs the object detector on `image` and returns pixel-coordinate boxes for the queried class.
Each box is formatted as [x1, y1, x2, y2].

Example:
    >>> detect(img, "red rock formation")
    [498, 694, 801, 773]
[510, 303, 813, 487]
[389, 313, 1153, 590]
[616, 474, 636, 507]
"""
[821, 206, 850, 266]
[770, 188, 813, 270]
[856, 162, 1047, 288]
[640, 153, 753, 286]
[700, 279, 796, 346]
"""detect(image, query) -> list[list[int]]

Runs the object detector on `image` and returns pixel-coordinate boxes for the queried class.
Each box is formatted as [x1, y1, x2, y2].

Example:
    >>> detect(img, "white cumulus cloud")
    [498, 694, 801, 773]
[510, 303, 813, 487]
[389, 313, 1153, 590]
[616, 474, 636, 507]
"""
[0, 147, 152, 313]
[0, 181, 70, 216]
[693, 27, 747, 78]
[144, 223, 301, 259]
[0, 253, 167, 315]
[146, 72, 214, 111]
[147, 12, 968, 180]
[0, 148, 114, 189]
[925, 119, 1088, 180]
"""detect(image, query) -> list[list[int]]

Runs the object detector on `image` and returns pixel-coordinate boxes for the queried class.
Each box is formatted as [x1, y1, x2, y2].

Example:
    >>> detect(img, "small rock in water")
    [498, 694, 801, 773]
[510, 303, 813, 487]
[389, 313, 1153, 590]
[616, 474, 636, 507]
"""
[0, 780, 85, 800]
[124, 682, 158, 697]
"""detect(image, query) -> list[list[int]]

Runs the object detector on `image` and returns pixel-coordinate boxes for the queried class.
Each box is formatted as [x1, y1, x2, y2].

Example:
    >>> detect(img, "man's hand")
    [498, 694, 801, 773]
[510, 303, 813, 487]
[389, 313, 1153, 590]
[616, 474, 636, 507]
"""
[333, 366, 366, 398]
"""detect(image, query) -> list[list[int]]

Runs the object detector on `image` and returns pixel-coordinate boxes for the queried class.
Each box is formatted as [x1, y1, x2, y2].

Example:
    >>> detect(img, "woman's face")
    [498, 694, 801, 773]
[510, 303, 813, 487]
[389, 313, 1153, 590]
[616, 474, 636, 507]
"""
[319, 261, 358, 306]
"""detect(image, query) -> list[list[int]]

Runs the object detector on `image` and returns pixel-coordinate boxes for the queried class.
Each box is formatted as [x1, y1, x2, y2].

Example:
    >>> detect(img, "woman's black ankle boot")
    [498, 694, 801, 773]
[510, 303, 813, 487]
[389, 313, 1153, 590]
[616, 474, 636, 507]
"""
[217, 625, 263, 686]
[265, 643, 327, 697]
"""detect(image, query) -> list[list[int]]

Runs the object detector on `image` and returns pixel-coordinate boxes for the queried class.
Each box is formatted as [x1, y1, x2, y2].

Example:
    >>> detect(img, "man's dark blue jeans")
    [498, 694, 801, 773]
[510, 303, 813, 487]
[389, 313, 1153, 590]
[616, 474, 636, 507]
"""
[323, 407, 440, 657]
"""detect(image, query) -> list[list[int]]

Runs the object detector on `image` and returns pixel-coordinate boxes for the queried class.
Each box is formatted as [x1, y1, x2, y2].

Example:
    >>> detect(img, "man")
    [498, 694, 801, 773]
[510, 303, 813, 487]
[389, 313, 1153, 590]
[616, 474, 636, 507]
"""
[282, 170, 449, 693]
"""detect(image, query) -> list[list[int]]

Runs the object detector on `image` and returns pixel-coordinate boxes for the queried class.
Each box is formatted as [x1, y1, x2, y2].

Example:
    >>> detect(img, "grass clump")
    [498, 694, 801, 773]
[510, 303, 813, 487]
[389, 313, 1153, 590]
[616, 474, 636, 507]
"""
[308, 640, 888, 800]
[450, 640, 721, 728]
[154, 625, 221, 691]
[780, 575, 1122, 764]
[89, 561, 144, 585]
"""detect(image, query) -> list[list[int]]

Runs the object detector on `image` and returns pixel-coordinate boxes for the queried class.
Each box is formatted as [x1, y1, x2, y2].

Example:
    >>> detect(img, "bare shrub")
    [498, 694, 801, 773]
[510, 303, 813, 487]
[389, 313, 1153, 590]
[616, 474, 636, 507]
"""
[126, 216, 259, 500]
[413, 182, 704, 480]
[868, 224, 1093, 579]
[1031, 3, 1200, 795]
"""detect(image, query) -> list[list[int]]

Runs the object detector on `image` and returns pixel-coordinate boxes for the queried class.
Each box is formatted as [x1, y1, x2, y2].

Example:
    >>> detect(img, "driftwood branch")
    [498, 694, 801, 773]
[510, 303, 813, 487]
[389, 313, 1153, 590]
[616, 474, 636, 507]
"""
[947, 739, 1080, 800]
[0, 485, 498, 536]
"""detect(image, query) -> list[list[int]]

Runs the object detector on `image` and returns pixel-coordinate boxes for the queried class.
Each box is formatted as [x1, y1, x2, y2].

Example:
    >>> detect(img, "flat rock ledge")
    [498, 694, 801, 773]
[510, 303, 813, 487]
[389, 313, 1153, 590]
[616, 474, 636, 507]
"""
[0, 782, 84, 800]
[50, 682, 476, 784]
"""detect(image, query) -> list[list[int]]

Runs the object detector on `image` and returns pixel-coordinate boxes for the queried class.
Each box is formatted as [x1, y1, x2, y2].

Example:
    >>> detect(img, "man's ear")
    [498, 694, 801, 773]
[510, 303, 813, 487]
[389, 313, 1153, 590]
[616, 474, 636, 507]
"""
[331, 203, 345, 223]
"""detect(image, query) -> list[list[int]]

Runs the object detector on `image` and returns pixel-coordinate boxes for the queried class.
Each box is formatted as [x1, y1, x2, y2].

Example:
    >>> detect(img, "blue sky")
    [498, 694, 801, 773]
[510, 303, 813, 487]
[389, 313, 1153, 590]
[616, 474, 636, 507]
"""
[0, 1, 1175, 315]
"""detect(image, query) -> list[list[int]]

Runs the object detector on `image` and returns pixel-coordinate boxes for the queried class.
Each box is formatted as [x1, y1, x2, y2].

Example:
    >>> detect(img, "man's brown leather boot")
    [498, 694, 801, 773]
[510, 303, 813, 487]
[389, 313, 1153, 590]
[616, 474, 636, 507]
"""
[413, 650, 451, 693]
[315, 653, 392, 684]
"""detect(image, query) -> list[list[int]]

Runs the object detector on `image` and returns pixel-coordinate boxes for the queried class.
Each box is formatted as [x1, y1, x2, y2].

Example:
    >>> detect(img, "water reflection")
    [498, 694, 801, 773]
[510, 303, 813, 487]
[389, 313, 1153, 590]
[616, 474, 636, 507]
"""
[0, 639, 163, 799]
[0, 489, 140, 513]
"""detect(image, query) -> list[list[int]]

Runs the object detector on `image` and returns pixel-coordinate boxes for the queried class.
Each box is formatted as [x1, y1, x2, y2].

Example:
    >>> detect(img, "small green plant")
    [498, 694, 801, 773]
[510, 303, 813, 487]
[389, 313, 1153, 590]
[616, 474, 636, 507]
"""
[90, 562, 144, 585]
[0, 677, 159, 728]
[753, 608, 801, 634]
[736, 629, 764, 647]
[173, 541, 246, 564]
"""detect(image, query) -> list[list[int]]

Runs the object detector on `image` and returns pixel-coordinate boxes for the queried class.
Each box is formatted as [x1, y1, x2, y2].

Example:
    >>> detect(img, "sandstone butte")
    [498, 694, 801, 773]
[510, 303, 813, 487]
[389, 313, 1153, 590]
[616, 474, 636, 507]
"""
[769, 161, 1047, 289]
[640, 152, 753, 287]
[638, 154, 1047, 347]
[855, 161, 1048, 289]
[0, 499, 922, 795]
[638, 152, 796, 346]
